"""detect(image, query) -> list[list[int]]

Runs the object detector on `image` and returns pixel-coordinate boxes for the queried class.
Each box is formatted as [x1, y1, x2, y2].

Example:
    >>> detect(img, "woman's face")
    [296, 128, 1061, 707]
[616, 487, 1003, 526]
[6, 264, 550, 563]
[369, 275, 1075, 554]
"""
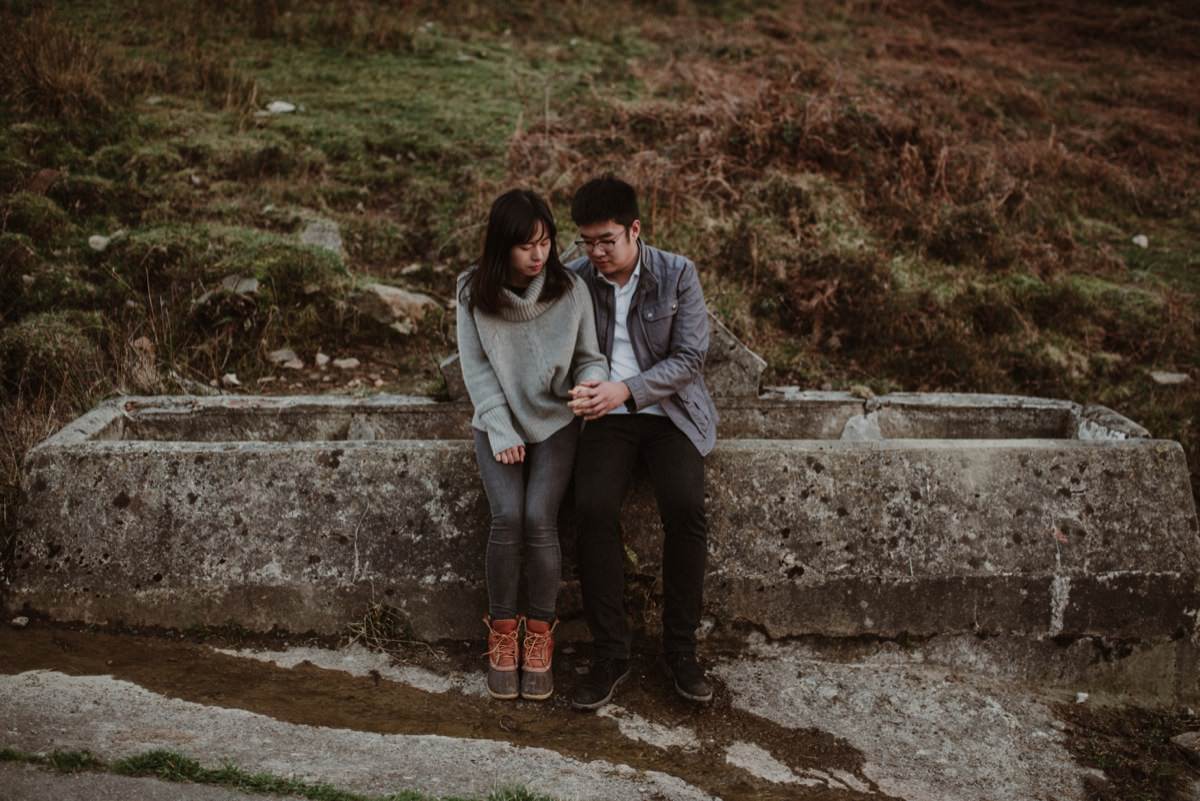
[509, 221, 551, 285]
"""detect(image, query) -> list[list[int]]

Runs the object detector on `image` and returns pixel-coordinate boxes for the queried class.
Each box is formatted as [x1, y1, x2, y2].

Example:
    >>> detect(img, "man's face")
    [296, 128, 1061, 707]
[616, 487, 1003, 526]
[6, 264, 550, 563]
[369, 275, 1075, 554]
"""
[577, 219, 640, 282]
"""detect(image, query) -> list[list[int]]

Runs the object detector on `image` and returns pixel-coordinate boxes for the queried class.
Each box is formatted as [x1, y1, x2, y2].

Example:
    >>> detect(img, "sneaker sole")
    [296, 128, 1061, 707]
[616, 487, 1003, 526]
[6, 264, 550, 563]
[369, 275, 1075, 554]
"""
[672, 679, 713, 704]
[571, 666, 631, 711]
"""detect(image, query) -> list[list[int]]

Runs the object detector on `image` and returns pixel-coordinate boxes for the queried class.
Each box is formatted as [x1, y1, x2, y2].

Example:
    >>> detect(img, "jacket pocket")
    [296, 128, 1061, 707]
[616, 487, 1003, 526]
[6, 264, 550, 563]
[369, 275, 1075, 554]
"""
[639, 301, 678, 357]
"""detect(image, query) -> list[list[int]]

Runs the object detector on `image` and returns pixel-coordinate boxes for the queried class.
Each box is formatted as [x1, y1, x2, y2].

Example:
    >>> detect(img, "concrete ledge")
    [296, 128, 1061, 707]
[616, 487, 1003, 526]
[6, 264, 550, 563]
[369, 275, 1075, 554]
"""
[7, 395, 1197, 675]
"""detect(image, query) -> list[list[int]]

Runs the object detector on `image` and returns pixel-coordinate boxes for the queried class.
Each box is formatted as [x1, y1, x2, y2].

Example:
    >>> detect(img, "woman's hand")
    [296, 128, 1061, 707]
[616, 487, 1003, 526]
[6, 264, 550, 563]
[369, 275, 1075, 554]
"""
[569, 380, 631, 420]
[495, 445, 526, 464]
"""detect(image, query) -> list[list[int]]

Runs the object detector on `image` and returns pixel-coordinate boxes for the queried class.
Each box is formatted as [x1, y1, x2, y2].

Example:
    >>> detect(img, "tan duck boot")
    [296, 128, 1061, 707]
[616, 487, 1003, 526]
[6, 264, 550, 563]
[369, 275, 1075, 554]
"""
[520, 617, 557, 701]
[484, 616, 519, 700]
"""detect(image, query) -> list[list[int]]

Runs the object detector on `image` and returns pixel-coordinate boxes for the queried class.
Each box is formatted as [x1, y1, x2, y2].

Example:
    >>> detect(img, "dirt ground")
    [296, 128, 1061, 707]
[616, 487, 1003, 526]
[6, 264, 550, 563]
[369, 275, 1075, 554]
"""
[0, 624, 882, 801]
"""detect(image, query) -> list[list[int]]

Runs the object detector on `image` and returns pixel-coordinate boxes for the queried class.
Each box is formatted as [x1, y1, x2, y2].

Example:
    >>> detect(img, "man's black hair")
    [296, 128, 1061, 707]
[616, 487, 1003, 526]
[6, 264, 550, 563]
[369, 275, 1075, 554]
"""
[570, 174, 640, 229]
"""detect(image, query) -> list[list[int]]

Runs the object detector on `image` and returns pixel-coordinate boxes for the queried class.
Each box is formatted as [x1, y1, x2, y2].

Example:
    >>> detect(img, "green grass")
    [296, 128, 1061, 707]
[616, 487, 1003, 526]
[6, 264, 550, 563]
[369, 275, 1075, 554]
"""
[1, 747, 559, 801]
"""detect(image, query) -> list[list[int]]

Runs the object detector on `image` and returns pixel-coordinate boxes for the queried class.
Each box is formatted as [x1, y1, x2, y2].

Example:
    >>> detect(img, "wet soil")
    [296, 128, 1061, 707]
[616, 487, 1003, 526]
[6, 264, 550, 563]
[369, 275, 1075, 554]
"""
[1055, 702, 1200, 801]
[0, 623, 895, 801]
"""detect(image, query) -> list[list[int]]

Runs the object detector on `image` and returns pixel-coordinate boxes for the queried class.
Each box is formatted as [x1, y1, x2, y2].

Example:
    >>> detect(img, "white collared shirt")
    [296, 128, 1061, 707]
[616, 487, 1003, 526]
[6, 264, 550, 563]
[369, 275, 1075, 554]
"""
[600, 257, 665, 417]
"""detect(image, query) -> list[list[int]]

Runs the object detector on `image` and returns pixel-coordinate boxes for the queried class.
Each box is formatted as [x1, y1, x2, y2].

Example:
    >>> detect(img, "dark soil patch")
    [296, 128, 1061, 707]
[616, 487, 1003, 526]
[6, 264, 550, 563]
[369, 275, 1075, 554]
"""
[0, 624, 894, 801]
[1055, 702, 1200, 800]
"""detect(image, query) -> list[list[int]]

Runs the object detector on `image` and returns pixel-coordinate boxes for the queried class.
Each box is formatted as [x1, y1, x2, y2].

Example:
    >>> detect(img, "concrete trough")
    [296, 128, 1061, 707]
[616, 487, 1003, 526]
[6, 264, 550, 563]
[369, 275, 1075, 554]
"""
[5, 390, 1199, 698]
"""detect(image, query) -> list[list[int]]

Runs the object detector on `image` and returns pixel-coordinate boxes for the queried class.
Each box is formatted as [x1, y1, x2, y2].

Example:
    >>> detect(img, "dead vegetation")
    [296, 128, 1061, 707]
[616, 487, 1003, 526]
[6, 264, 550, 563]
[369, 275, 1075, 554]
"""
[0, 0, 1197, 554]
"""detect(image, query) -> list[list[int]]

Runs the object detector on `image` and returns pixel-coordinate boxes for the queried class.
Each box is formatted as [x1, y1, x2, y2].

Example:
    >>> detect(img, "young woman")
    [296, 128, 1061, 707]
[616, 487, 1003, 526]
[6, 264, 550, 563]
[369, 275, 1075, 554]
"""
[456, 189, 608, 700]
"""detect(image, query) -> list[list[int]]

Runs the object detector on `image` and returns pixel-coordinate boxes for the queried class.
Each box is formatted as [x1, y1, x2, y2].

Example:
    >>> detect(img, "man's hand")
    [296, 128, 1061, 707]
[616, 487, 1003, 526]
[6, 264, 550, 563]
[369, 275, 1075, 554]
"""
[568, 380, 631, 421]
[495, 445, 525, 464]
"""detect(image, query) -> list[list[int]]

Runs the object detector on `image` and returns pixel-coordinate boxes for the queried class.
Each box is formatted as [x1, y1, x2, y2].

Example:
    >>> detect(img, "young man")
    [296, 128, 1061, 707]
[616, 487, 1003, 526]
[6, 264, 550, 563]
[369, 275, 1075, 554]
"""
[565, 175, 718, 709]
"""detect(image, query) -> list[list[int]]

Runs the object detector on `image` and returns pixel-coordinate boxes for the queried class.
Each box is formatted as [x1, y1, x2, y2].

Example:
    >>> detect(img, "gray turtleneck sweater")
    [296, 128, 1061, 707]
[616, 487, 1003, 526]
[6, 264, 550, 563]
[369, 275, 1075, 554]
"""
[456, 269, 609, 456]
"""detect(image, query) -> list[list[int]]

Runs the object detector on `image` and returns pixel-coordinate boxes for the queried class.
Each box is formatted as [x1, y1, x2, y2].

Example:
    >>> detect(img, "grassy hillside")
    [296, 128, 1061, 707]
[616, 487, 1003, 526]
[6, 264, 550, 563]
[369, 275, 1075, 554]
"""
[1, 0, 1197, 542]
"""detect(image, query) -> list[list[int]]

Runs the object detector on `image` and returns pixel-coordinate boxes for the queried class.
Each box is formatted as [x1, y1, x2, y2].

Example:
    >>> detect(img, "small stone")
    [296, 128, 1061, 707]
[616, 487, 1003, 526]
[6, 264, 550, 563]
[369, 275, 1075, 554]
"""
[221, 275, 259, 295]
[282, 358, 305, 370]
[88, 234, 111, 252]
[353, 283, 438, 331]
[1172, 731, 1200, 767]
[221, 373, 241, 388]
[321, 374, 333, 383]
[257, 376, 277, 385]
[333, 357, 360, 370]
[145, 95, 163, 105]
[347, 378, 363, 388]
[373, 378, 384, 388]
[266, 100, 296, 114]
[315, 352, 331, 368]
[21, 274, 34, 287]
[299, 217, 344, 256]
[1075, 692, 1089, 704]
[1132, 234, 1149, 248]
[401, 263, 423, 276]
[190, 173, 203, 186]
[10, 616, 29, 628]
[1150, 371, 1190, 385]
[267, 348, 298, 365]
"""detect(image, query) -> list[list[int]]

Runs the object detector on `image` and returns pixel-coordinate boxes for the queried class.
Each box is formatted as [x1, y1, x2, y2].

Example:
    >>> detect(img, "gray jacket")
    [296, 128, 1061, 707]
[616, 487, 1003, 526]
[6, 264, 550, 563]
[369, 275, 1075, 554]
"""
[568, 242, 718, 456]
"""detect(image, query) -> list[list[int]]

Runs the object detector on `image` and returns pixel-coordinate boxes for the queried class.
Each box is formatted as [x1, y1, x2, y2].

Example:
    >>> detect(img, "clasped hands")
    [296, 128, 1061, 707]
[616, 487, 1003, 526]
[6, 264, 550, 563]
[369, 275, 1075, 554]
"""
[494, 380, 630, 464]
[568, 380, 630, 421]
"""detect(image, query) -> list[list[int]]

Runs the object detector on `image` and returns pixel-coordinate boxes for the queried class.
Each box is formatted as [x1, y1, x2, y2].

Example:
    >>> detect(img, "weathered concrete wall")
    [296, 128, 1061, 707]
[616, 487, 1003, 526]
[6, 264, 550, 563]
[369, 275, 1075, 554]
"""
[7, 394, 1196, 653]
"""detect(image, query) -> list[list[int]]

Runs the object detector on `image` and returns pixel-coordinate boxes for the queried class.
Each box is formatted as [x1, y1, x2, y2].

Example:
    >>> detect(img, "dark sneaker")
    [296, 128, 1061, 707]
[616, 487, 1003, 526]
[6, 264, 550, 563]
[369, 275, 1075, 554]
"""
[664, 652, 713, 703]
[571, 657, 631, 710]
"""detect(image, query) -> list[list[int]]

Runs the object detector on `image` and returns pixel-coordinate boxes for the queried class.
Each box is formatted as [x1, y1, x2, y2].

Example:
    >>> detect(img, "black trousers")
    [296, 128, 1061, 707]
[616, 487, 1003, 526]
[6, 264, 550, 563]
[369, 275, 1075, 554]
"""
[573, 414, 707, 659]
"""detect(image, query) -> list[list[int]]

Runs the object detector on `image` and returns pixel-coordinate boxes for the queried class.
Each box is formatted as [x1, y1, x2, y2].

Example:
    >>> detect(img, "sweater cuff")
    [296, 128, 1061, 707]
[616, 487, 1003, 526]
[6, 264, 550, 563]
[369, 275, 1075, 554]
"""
[574, 363, 608, 385]
[480, 406, 523, 455]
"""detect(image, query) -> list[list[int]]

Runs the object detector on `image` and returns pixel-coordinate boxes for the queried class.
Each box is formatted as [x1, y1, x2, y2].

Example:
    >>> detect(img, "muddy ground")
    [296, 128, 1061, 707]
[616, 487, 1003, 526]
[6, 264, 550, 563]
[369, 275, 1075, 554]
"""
[5, 623, 1198, 800]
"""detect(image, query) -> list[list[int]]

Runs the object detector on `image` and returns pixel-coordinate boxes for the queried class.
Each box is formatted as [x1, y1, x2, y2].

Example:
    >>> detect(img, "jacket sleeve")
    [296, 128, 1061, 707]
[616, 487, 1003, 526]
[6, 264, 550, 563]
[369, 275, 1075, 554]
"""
[624, 260, 709, 410]
[570, 277, 609, 385]
[455, 276, 524, 455]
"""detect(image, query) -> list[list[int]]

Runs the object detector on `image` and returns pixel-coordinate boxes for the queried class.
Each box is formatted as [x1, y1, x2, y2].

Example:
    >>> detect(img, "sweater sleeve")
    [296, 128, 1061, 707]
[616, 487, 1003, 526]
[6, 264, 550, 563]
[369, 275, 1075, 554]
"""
[455, 276, 524, 455]
[570, 277, 609, 385]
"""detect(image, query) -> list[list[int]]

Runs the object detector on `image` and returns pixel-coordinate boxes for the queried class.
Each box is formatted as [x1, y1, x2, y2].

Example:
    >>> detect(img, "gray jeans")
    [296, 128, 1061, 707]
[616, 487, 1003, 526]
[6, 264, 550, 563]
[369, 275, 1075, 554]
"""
[473, 418, 579, 623]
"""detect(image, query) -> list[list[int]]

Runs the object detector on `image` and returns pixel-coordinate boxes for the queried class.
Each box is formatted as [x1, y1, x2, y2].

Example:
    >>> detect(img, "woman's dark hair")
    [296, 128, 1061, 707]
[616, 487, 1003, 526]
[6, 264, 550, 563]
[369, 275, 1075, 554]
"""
[570, 174, 640, 229]
[463, 189, 570, 315]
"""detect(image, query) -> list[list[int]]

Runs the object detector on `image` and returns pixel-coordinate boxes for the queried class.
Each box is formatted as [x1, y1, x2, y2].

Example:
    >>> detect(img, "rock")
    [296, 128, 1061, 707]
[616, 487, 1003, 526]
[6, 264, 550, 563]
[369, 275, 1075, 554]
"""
[401, 263, 424, 276]
[221, 275, 259, 295]
[267, 348, 298, 365]
[333, 357, 360, 370]
[704, 312, 766, 397]
[299, 217, 344, 256]
[1172, 731, 1200, 768]
[1132, 234, 1149, 248]
[439, 353, 467, 401]
[353, 283, 438, 333]
[86, 228, 126, 252]
[841, 412, 883, 441]
[1074, 692, 1088, 704]
[373, 378, 384, 388]
[221, 373, 241, 388]
[282, 358, 305, 371]
[315, 352, 331, 368]
[266, 100, 296, 114]
[10, 616, 29, 628]
[257, 376, 277, 385]
[1150, 371, 1190, 385]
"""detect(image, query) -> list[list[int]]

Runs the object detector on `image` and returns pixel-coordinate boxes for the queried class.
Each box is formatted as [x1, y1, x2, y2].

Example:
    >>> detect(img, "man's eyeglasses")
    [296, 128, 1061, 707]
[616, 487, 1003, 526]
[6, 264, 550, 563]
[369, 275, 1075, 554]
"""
[573, 233, 626, 254]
